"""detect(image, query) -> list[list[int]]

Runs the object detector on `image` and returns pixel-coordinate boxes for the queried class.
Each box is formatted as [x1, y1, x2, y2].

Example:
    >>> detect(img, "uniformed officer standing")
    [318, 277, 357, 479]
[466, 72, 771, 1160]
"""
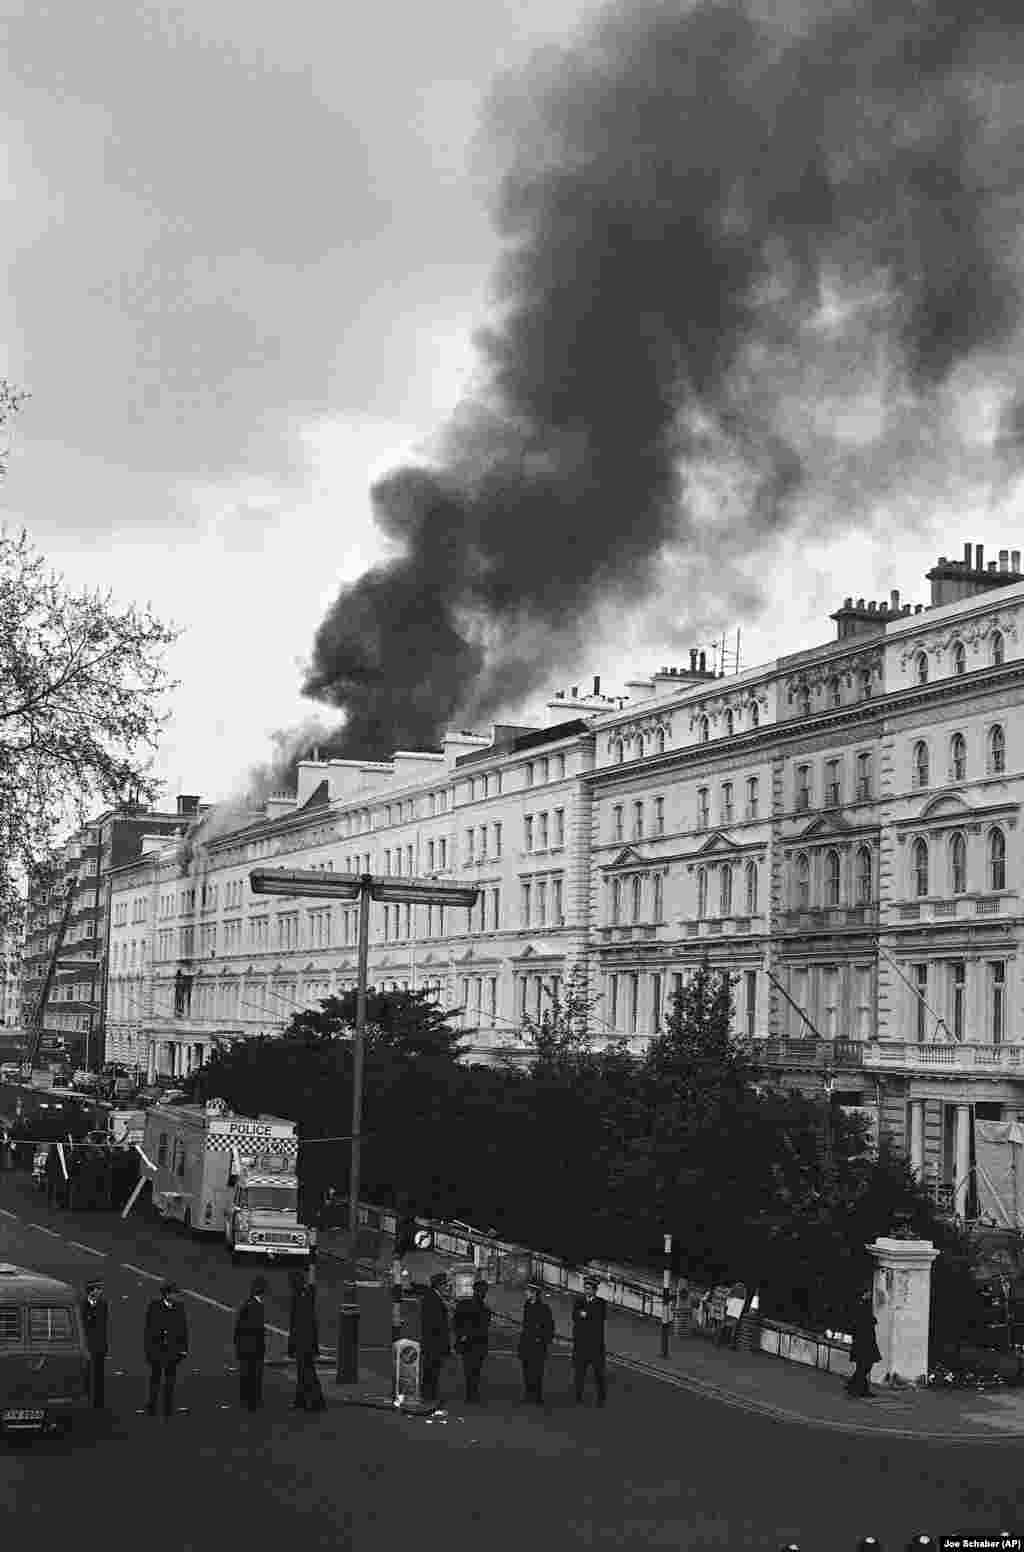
[453, 1278, 492, 1404]
[234, 1276, 268, 1411]
[572, 1275, 607, 1407]
[143, 1282, 189, 1418]
[419, 1271, 451, 1403]
[518, 1282, 555, 1405]
[81, 1279, 109, 1409]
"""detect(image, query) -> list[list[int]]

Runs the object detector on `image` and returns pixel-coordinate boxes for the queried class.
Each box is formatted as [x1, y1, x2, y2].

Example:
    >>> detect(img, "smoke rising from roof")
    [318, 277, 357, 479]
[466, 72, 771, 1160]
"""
[302, 0, 1024, 761]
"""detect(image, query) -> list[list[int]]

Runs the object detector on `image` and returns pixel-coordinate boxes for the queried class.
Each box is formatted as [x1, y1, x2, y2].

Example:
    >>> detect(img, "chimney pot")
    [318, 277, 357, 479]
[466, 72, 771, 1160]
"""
[699, 650, 706, 672]
[903, 603, 912, 614]
[890, 589, 900, 610]
[938, 557, 947, 566]
[593, 676, 601, 696]
[1012, 549, 1021, 571]
[856, 597, 865, 609]
[689, 648, 697, 670]
[964, 541, 973, 565]
[976, 543, 984, 571]
[988, 561, 997, 573]
[999, 549, 1009, 571]
[844, 596, 853, 608]
[571, 687, 578, 698]
[915, 604, 923, 614]
[868, 600, 877, 613]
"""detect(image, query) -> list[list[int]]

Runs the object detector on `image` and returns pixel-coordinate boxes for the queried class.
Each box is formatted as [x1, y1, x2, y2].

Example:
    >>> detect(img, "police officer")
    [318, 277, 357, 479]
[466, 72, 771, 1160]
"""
[453, 1278, 491, 1404]
[234, 1276, 268, 1411]
[518, 1281, 555, 1405]
[572, 1275, 607, 1407]
[288, 1266, 326, 1412]
[143, 1281, 189, 1417]
[846, 1286, 881, 1398]
[81, 1279, 109, 1409]
[419, 1271, 451, 1404]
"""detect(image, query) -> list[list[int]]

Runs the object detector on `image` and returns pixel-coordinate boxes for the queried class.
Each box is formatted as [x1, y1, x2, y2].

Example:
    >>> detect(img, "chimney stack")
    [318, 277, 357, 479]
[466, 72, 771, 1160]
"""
[999, 549, 1010, 572]
[689, 648, 697, 671]
[699, 650, 706, 672]
[890, 589, 900, 611]
[593, 675, 601, 696]
[975, 543, 984, 571]
[1013, 549, 1021, 571]
[176, 794, 200, 817]
[964, 541, 973, 566]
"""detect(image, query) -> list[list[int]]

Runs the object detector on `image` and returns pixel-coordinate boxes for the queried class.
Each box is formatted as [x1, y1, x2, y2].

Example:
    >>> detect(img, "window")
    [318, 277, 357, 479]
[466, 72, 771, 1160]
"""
[854, 966, 872, 1041]
[554, 809, 565, 847]
[613, 806, 624, 842]
[744, 970, 757, 1039]
[989, 828, 1006, 891]
[721, 782, 734, 823]
[991, 630, 1005, 666]
[951, 960, 966, 1041]
[859, 668, 872, 700]
[950, 832, 967, 895]
[725, 709, 734, 737]
[697, 867, 708, 919]
[989, 723, 1006, 774]
[990, 962, 1006, 1044]
[439, 838, 447, 870]
[524, 816, 533, 853]
[466, 828, 475, 863]
[157, 1132, 169, 1168]
[796, 765, 811, 811]
[656, 729, 666, 755]
[538, 812, 549, 850]
[856, 751, 872, 800]
[651, 973, 662, 1032]
[825, 759, 840, 807]
[525, 763, 534, 787]
[855, 846, 872, 905]
[521, 882, 532, 927]
[427, 840, 436, 872]
[536, 881, 547, 926]
[494, 821, 503, 857]
[745, 861, 758, 916]
[913, 964, 928, 1042]
[822, 967, 839, 1039]
[27, 1307, 76, 1346]
[952, 641, 966, 675]
[825, 850, 841, 907]
[628, 972, 639, 1035]
[552, 879, 563, 925]
[609, 973, 619, 1028]
[829, 677, 842, 709]
[611, 878, 622, 926]
[746, 776, 759, 819]
[633, 801, 644, 840]
[553, 755, 564, 781]
[795, 853, 810, 909]
[915, 651, 929, 685]
[950, 733, 967, 781]
[652, 873, 663, 921]
[698, 716, 709, 744]
[540, 758, 549, 784]
[719, 863, 732, 917]
[697, 788, 710, 829]
[654, 797, 665, 835]
[615, 740, 625, 765]
[799, 685, 811, 717]
[750, 702, 759, 728]
[636, 733, 645, 760]
[913, 741, 930, 789]
[407, 844, 414, 874]
[631, 875, 643, 923]
[912, 838, 929, 897]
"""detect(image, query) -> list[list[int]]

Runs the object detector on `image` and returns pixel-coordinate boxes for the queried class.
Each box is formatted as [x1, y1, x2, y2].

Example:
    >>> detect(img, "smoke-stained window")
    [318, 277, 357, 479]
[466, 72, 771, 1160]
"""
[524, 816, 534, 852]
[745, 861, 757, 916]
[698, 716, 709, 744]
[613, 805, 623, 842]
[824, 850, 841, 907]
[539, 812, 549, 849]
[656, 728, 666, 755]
[697, 788, 710, 829]
[989, 828, 1006, 891]
[855, 846, 872, 905]
[913, 740, 930, 789]
[554, 808, 565, 847]
[991, 630, 1005, 666]
[746, 776, 759, 818]
[494, 821, 503, 856]
[652, 872, 663, 921]
[724, 709, 734, 737]
[912, 837, 929, 897]
[654, 796, 665, 835]
[950, 832, 967, 895]
[915, 651, 929, 685]
[631, 875, 643, 923]
[988, 723, 1006, 774]
[950, 732, 967, 781]
[696, 867, 708, 919]
[611, 877, 622, 925]
[521, 882, 532, 927]
[719, 864, 732, 916]
[951, 641, 966, 675]
[633, 801, 644, 839]
[859, 668, 872, 700]
[721, 782, 733, 823]
[856, 751, 872, 799]
[552, 877, 563, 925]
[795, 853, 810, 909]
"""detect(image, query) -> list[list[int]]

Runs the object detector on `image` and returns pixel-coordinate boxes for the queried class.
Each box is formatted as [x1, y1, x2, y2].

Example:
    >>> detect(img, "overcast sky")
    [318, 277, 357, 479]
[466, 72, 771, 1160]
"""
[0, 0, 1012, 804]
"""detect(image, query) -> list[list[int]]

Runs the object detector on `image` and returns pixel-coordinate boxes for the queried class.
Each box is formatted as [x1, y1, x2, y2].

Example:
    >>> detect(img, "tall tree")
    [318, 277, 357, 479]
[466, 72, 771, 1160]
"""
[0, 525, 180, 924]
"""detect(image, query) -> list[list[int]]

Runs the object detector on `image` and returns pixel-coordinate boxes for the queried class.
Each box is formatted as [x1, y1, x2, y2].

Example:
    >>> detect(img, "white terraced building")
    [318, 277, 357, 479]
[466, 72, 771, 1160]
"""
[104, 540, 1024, 1214]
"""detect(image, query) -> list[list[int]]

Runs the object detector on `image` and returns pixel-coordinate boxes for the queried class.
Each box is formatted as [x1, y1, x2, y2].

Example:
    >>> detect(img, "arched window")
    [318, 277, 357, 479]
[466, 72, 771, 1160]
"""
[799, 685, 811, 717]
[989, 828, 1006, 891]
[724, 709, 734, 737]
[830, 677, 842, 708]
[795, 853, 810, 909]
[912, 837, 929, 897]
[631, 875, 643, 923]
[950, 832, 967, 895]
[913, 740, 930, 789]
[750, 702, 759, 728]
[950, 732, 967, 782]
[989, 723, 1006, 774]
[636, 733, 645, 760]
[952, 640, 966, 676]
[859, 668, 872, 700]
[652, 873, 663, 922]
[611, 878, 622, 925]
[656, 728, 666, 755]
[855, 846, 872, 904]
[745, 861, 758, 916]
[697, 867, 708, 919]
[615, 740, 625, 765]
[991, 630, 1005, 667]
[915, 651, 929, 685]
[698, 716, 709, 745]
[719, 863, 732, 917]
[825, 849, 841, 907]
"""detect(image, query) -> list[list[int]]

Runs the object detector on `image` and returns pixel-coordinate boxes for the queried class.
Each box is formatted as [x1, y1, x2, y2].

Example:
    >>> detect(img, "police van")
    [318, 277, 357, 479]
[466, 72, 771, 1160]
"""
[142, 1098, 311, 1262]
[0, 1264, 91, 1437]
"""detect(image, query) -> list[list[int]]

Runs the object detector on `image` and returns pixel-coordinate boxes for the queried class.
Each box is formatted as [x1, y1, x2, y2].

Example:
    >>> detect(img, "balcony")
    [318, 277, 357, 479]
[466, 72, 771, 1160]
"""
[862, 1042, 1024, 1075]
[755, 1038, 865, 1072]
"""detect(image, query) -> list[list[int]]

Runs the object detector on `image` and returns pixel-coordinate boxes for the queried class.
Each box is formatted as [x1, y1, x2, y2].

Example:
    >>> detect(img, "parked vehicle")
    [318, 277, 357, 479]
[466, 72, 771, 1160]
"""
[0, 1064, 21, 1084]
[70, 1071, 98, 1093]
[0, 1263, 91, 1437]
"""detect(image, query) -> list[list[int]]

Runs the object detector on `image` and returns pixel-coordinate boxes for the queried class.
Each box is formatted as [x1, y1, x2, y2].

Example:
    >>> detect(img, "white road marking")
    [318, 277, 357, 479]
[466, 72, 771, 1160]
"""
[0, 1208, 19, 1219]
[27, 1223, 61, 1238]
[66, 1240, 105, 1257]
[183, 1288, 234, 1314]
[122, 1262, 163, 1281]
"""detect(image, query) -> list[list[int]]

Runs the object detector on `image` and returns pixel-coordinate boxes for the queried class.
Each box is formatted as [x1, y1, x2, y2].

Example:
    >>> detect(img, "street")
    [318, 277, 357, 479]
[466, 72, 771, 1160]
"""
[0, 1170, 1020, 1551]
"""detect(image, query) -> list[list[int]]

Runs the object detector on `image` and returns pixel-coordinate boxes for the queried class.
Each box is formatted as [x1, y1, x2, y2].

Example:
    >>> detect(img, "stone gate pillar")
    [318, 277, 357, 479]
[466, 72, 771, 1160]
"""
[866, 1236, 939, 1388]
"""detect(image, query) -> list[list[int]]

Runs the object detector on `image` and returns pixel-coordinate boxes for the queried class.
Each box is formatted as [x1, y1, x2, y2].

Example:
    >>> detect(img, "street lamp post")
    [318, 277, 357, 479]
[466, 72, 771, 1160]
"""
[249, 867, 479, 1383]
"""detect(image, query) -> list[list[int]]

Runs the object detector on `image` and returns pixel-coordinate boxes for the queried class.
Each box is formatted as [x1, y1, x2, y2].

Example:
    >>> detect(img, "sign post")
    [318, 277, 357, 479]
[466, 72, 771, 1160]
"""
[661, 1233, 673, 1358]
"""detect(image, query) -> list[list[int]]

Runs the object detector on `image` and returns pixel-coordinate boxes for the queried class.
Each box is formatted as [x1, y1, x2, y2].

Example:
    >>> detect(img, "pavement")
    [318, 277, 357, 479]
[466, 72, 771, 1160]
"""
[317, 1229, 1024, 1442]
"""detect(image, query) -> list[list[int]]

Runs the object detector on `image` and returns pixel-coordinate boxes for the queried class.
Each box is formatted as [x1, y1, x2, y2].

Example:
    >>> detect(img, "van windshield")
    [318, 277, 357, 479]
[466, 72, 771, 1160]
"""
[28, 1307, 77, 1346]
[243, 1187, 297, 1214]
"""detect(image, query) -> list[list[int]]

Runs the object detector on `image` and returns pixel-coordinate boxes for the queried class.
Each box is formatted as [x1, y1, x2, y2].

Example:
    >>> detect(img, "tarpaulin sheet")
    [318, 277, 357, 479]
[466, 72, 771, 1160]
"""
[974, 1120, 1024, 1230]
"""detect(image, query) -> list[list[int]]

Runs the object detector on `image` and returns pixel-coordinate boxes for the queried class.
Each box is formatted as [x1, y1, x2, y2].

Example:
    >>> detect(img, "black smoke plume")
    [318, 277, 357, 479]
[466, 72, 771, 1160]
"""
[304, 0, 1024, 761]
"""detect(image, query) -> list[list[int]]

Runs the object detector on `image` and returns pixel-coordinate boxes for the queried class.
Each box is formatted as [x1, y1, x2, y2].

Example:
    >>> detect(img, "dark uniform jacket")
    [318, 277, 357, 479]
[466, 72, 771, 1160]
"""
[850, 1302, 881, 1366]
[144, 1298, 189, 1364]
[453, 1297, 491, 1353]
[420, 1288, 451, 1358]
[517, 1298, 555, 1359]
[81, 1295, 109, 1357]
[288, 1286, 319, 1358]
[234, 1295, 266, 1359]
[571, 1295, 607, 1357]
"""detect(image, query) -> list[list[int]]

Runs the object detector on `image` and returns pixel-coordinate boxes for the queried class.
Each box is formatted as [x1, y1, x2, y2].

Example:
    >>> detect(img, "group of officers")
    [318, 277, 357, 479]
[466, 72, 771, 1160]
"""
[418, 1270, 608, 1408]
